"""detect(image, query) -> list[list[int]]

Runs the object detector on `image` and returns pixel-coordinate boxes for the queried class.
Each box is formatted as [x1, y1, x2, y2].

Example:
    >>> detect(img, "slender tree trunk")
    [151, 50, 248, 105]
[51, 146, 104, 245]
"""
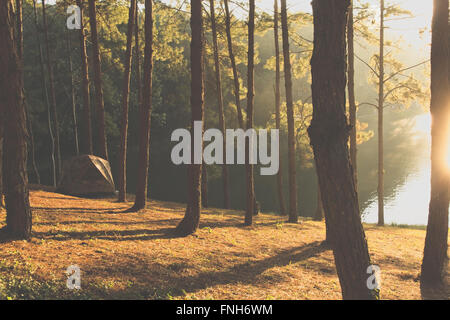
[33, 0, 56, 187]
[201, 164, 208, 208]
[244, 0, 256, 226]
[377, 0, 385, 226]
[280, 0, 298, 223]
[175, 0, 204, 235]
[209, 0, 230, 209]
[224, 0, 244, 128]
[135, 7, 142, 108]
[421, 0, 449, 286]
[118, 0, 137, 203]
[0, 0, 32, 239]
[66, 28, 79, 156]
[309, 0, 379, 300]
[77, 0, 93, 155]
[314, 183, 324, 221]
[274, 0, 287, 216]
[17, 0, 40, 184]
[348, 0, 357, 187]
[88, 0, 108, 160]
[42, 0, 62, 180]
[130, 0, 153, 212]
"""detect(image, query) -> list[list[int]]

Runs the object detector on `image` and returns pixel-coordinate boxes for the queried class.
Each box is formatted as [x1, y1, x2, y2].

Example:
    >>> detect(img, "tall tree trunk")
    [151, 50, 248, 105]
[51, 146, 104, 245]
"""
[209, 0, 230, 209]
[0, 117, 3, 208]
[421, 0, 449, 286]
[135, 7, 142, 108]
[17, 0, 40, 184]
[244, 0, 256, 226]
[66, 28, 79, 156]
[42, 0, 62, 181]
[274, 0, 286, 216]
[88, 0, 108, 160]
[309, 0, 379, 300]
[129, 0, 153, 212]
[33, 0, 56, 187]
[175, 0, 204, 235]
[314, 183, 324, 221]
[0, 0, 32, 239]
[280, 0, 298, 223]
[77, 0, 93, 155]
[224, 0, 244, 128]
[118, 0, 137, 203]
[347, 0, 357, 187]
[377, 0, 385, 226]
[201, 164, 208, 208]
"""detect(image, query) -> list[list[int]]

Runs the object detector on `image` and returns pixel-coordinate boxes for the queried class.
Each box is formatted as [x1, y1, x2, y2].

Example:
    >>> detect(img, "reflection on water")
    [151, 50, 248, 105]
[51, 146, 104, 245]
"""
[362, 113, 432, 226]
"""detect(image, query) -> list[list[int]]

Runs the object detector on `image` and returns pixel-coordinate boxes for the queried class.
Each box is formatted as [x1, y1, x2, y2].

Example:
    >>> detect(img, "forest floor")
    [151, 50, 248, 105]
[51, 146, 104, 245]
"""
[0, 185, 448, 300]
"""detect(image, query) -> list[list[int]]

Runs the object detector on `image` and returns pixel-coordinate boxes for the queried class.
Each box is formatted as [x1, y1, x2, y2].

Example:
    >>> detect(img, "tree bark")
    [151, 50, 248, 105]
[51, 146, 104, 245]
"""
[77, 0, 93, 156]
[274, 0, 287, 216]
[224, 0, 244, 129]
[0, 0, 32, 239]
[88, 0, 108, 161]
[175, 0, 204, 235]
[377, 0, 385, 226]
[209, 0, 230, 209]
[244, 0, 256, 226]
[201, 164, 208, 208]
[32, 0, 56, 187]
[280, 0, 298, 223]
[309, 0, 379, 300]
[66, 27, 79, 156]
[129, 0, 153, 212]
[118, 0, 137, 203]
[0, 117, 3, 208]
[42, 0, 62, 180]
[135, 7, 142, 107]
[421, 0, 449, 286]
[17, 0, 40, 185]
[347, 0, 358, 187]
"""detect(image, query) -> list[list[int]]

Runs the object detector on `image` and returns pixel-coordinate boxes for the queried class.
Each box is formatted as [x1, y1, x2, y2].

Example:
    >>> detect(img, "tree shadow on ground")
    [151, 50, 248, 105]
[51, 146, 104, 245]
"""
[32, 227, 187, 241]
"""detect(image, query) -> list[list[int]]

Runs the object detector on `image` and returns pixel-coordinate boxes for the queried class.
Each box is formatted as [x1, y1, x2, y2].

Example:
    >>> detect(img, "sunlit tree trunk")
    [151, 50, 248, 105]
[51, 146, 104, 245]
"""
[129, 0, 153, 212]
[273, 0, 286, 216]
[224, 0, 244, 129]
[88, 0, 108, 161]
[118, 0, 137, 203]
[377, 0, 385, 226]
[209, 0, 230, 209]
[280, 0, 298, 223]
[176, 0, 204, 235]
[0, 0, 32, 239]
[421, 0, 449, 287]
[309, 0, 379, 300]
[42, 0, 62, 180]
[244, 0, 256, 226]
[348, 0, 357, 187]
[32, 0, 56, 187]
[77, 0, 93, 156]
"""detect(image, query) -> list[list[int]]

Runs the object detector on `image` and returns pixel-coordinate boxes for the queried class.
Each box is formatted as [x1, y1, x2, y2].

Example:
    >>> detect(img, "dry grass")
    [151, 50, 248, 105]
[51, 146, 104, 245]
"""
[0, 187, 448, 300]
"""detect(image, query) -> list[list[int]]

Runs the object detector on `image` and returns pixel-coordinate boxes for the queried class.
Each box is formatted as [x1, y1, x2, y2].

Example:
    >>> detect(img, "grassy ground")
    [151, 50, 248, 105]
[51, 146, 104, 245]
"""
[0, 187, 448, 300]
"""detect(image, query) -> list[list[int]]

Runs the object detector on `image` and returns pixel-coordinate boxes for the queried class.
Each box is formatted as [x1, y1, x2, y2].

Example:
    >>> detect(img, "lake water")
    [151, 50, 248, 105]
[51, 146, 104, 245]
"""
[362, 113, 433, 226]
